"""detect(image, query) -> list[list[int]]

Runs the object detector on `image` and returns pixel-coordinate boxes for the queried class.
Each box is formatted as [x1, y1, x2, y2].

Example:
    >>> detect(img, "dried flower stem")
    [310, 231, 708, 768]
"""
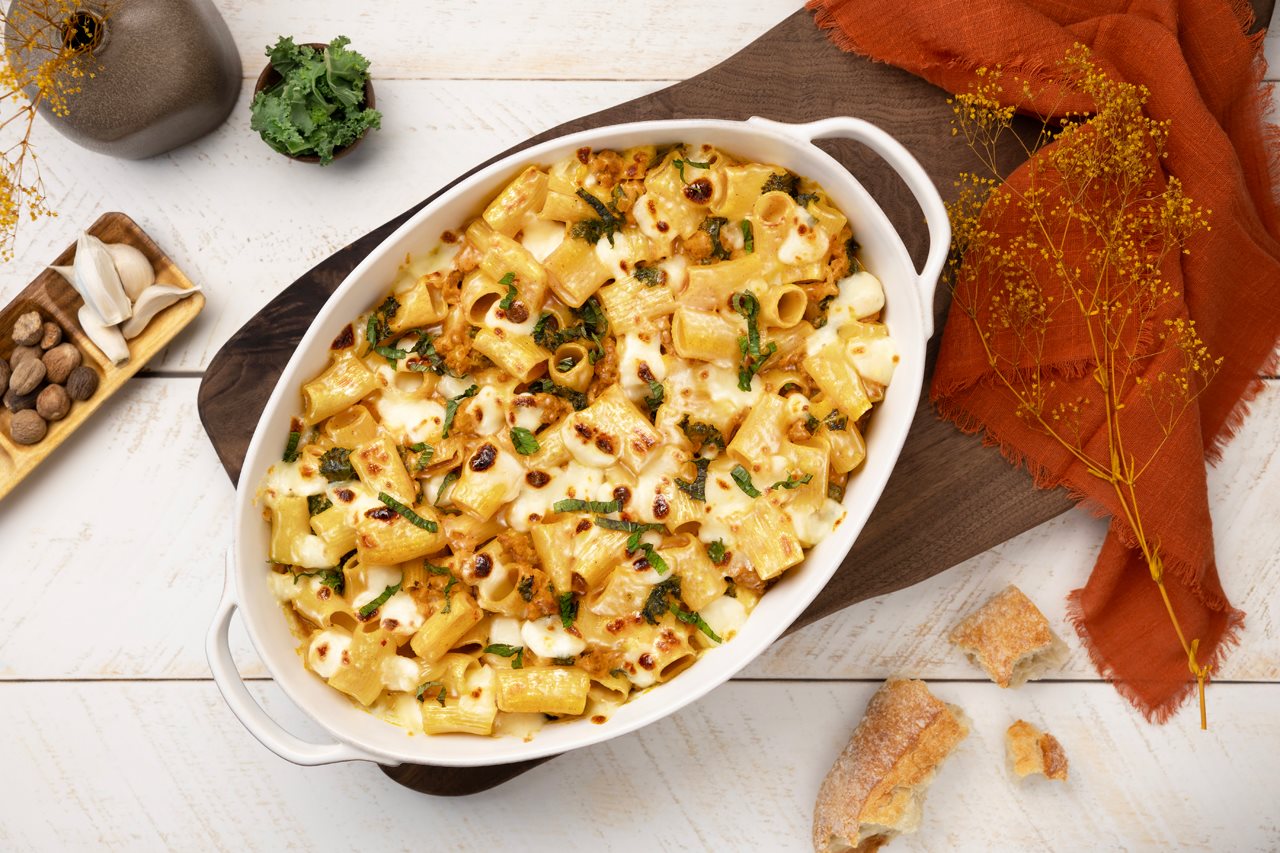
[948, 46, 1218, 727]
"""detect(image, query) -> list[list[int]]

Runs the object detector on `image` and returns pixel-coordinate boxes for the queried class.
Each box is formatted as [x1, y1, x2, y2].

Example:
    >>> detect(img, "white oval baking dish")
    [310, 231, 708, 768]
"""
[208, 116, 949, 768]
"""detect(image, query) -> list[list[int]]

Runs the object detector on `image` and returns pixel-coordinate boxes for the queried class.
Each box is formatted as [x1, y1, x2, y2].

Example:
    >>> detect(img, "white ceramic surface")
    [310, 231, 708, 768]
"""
[208, 116, 949, 767]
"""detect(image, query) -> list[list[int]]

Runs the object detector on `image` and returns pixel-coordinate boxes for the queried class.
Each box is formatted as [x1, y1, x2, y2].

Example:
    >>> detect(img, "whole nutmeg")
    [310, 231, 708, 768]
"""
[9, 345, 39, 368]
[10, 357, 45, 395]
[36, 383, 70, 421]
[10, 408, 47, 445]
[42, 342, 81, 385]
[4, 385, 38, 413]
[12, 310, 42, 347]
[39, 321, 62, 350]
[66, 365, 99, 401]
[0, 360, 8, 397]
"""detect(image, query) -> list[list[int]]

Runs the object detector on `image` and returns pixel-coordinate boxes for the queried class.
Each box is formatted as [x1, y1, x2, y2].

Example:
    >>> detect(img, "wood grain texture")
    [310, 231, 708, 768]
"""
[1, 680, 1276, 851]
[0, 212, 203, 501]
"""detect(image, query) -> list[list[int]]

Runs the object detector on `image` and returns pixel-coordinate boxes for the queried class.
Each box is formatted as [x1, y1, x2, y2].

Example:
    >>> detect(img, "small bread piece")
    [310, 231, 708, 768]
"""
[947, 585, 1067, 687]
[812, 679, 969, 853]
[1006, 720, 1068, 781]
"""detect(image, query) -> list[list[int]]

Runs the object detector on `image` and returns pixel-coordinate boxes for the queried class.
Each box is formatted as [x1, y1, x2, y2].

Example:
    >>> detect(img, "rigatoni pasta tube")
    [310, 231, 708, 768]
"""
[483, 166, 549, 237]
[671, 306, 741, 364]
[410, 591, 484, 663]
[494, 666, 590, 715]
[302, 351, 380, 425]
[549, 342, 594, 391]
[757, 284, 807, 328]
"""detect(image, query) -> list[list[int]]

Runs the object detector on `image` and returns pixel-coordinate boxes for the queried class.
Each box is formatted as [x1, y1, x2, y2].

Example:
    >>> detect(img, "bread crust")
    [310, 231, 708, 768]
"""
[812, 679, 969, 853]
[947, 585, 1067, 687]
[1006, 719, 1069, 781]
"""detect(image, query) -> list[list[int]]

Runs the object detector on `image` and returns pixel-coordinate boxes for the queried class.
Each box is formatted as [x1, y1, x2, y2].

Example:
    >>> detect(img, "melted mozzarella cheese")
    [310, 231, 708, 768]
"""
[659, 254, 688, 294]
[806, 271, 887, 357]
[308, 629, 351, 679]
[520, 218, 565, 262]
[786, 497, 848, 547]
[353, 564, 401, 611]
[849, 335, 899, 386]
[378, 591, 424, 636]
[504, 461, 607, 531]
[700, 595, 747, 641]
[373, 393, 445, 445]
[488, 617, 523, 647]
[265, 460, 329, 498]
[521, 616, 586, 659]
[269, 571, 302, 602]
[436, 373, 475, 398]
[484, 300, 538, 337]
[562, 413, 620, 468]
[470, 385, 505, 436]
[777, 206, 829, 265]
[617, 332, 667, 403]
[292, 535, 334, 569]
[508, 394, 544, 431]
[381, 655, 420, 692]
[595, 231, 642, 281]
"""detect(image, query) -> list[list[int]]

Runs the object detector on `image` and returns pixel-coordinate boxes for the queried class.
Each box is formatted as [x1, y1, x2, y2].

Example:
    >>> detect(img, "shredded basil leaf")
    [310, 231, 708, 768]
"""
[415, 680, 446, 706]
[634, 542, 669, 575]
[435, 469, 460, 505]
[376, 492, 438, 532]
[484, 644, 525, 669]
[675, 457, 710, 502]
[409, 330, 451, 376]
[761, 172, 798, 196]
[510, 426, 540, 455]
[634, 264, 667, 287]
[740, 220, 754, 254]
[570, 188, 622, 246]
[517, 575, 535, 602]
[374, 344, 408, 367]
[318, 447, 355, 482]
[558, 591, 579, 628]
[771, 472, 813, 490]
[700, 216, 731, 261]
[308, 494, 333, 516]
[358, 580, 401, 618]
[554, 497, 622, 514]
[707, 539, 727, 564]
[526, 377, 588, 410]
[642, 577, 681, 625]
[441, 575, 458, 613]
[498, 272, 518, 310]
[677, 415, 726, 450]
[824, 410, 848, 431]
[644, 380, 664, 416]
[827, 482, 846, 502]
[291, 567, 344, 594]
[442, 384, 479, 437]
[671, 601, 723, 643]
[731, 291, 778, 391]
[731, 464, 761, 498]
[282, 430, 301, 463]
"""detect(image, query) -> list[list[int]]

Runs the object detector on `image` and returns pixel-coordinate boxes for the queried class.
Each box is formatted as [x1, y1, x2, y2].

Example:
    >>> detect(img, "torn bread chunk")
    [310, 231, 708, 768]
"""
[1006, 719, 1068, 781]
[812, 678, 969, 853]
[947, 585, 1067, 687]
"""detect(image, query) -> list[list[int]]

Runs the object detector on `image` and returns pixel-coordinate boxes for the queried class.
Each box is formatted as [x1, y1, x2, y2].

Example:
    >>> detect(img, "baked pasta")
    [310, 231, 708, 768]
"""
[259, 142, 899, 738]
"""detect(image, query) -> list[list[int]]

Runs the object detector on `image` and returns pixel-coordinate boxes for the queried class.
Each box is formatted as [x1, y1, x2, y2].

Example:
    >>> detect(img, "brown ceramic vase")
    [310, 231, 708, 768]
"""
[4, 0, 241, 159]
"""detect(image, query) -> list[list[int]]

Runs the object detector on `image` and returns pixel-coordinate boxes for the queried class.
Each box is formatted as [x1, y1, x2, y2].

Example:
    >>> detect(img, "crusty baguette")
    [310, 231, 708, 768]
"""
[1006, 719, 1069, 781]
[812, 679, 969, 853]
[947, 585, 1067, 688]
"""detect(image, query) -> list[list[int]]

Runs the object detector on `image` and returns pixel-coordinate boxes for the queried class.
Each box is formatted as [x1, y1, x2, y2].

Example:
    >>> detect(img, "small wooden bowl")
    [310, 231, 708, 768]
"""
[252, 42, 377, 164]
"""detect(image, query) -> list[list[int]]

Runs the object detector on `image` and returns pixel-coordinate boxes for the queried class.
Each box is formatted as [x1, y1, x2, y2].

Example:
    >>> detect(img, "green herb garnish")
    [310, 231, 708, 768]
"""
[558, 591, 579, 628]
[730, 464, 761, 498]
[249, 36, 382, 166]
[435, 469, 460, 505]
[670, 601, 722, 643]
[440, 575, 458, 613]
[374, 344, 408, 367]
[511, 427, 540, 455]
[642, 577, 682, 625]
[292, 568, 344, 594]
[761, 172, 798, 196]
[358, 580, 401, 618]
[644, 380, 664, 416]
[442, 384, 479, 437]
[771, 472, 813, 490]
[677, 415, 726, 450]
[675, 457, 710, 502]
[409, 330, 451, 376]
[570, 188, 622, 246]
[634, 264, 667, 287]
[804, 414, 821, 434]
[700, 217, 731, 262]
[409, 441, 434, 471]
[484, 644, 525, 669]
[308, 494, 333, 516]
[731, 291, 778, 391]
[634, 542, 669, 575]
[376, 492, 438, 532]
[845, 235, 863, 273]
[707, 539, 727, 564]
[318, 447, 355, 482]
[594, 517, 667, 552]
[526, 377, 588, 410]
[740, 220, 754, 254]
[553, 498, 622, 514]
[498, 272, 518, 310]
[282, 430, 301, 463]
[827, 482, 845, 502]
[794, 192, 820, 208]
[824, 410, 848, 431]
[517, 575, 535, 602]
[673, 157, 712, 182]
[415, 680, 446, 706]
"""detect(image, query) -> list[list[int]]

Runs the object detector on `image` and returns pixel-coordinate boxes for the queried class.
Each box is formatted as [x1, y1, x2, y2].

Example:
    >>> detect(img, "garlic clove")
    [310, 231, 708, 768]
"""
[78, 304, 130, 365]
[104, 242, 156, 301]
[73, 232, 133, 325]
[121, 282, 202, 339]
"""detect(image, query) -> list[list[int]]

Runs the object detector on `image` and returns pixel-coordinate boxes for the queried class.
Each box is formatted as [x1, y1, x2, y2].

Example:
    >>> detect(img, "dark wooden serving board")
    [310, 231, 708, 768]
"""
[198, 5, 1271, 796]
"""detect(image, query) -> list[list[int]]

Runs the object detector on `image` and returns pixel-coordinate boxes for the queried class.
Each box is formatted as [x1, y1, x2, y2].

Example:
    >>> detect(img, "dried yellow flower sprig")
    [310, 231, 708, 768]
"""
[0, 1, 103, 260]
[947, 45, 1219, 728]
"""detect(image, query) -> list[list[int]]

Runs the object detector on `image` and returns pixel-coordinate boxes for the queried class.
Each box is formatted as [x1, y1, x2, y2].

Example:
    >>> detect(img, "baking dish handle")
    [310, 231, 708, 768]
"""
[206, 549, 392, 766]
[748, 116, 950, 339]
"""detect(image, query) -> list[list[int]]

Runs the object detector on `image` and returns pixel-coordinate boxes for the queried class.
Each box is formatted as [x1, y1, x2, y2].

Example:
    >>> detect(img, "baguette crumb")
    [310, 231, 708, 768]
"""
[1006, 719, 1068, 781]
[947, 585, 1067, 687]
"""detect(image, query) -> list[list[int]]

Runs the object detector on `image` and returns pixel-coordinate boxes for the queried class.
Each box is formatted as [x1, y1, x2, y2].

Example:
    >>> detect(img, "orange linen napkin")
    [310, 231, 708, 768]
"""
[809, 0, 1280, 719]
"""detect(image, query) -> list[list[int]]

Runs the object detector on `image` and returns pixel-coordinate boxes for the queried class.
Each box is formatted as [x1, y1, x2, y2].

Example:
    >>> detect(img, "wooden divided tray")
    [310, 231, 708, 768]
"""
[0, 211, 204, 500]
[197, 4, 1271, 796]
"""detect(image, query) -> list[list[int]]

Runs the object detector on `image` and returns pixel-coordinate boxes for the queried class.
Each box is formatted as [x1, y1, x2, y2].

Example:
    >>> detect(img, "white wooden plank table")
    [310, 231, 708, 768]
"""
[1, 2, 1277, 850]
